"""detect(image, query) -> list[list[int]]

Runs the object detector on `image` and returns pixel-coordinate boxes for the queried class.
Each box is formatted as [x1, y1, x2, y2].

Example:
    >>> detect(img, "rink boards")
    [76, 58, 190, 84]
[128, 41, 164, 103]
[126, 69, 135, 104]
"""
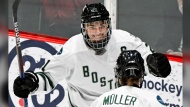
[8, 30, 182, 107]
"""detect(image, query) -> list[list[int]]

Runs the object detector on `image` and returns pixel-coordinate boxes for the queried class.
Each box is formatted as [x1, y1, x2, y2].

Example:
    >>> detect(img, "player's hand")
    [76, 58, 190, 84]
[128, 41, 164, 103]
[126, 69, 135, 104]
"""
[13, 72, 39, 98]
[146, 53, 171, 77]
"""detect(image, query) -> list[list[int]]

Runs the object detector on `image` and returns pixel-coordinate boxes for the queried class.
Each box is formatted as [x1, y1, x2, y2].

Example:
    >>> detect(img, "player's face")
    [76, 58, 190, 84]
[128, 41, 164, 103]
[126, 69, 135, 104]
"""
[85, 20, 108, 42]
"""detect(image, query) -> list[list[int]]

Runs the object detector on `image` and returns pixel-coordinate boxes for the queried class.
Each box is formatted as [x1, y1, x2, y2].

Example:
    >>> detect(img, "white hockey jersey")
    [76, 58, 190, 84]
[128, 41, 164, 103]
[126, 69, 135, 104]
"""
[90, 86, 166, 107]
[35, 29, 154, 107]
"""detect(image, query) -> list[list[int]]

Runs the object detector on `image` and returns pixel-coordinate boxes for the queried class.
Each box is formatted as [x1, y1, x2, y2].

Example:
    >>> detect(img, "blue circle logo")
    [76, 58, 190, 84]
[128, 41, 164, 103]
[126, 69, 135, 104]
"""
[9, 40, 65, 107]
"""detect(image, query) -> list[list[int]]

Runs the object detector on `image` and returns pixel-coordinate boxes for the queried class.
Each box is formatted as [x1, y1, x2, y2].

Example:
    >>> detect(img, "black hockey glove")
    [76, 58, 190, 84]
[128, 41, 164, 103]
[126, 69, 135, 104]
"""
[146, 53, 171, 77]
[13, 71, 39, 98]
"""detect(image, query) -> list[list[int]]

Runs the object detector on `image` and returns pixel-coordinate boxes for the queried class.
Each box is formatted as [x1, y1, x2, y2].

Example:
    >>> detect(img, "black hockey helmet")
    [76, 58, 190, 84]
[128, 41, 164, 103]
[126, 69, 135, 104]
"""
[115, 50, 145, 87]
[81, 3, 111, 55]
[81, 3, 110, 23]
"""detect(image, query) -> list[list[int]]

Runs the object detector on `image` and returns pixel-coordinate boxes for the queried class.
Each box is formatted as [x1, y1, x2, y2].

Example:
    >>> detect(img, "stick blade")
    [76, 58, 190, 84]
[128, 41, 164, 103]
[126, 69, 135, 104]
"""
[12, 0, 21, 22]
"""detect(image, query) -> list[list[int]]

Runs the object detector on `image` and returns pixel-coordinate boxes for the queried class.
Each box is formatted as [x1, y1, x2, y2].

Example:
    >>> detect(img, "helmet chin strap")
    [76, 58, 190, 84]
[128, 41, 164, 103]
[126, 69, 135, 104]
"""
[95, 48, 106, 55]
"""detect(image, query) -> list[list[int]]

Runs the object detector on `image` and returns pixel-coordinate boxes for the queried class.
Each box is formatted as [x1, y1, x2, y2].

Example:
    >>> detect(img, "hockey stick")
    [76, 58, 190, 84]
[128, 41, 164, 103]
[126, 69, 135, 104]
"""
[12, 0, 28, 107]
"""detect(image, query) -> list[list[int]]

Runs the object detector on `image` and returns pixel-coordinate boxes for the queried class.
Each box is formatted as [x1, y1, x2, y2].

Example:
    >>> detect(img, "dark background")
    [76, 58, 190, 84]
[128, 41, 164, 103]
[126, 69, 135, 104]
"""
[8, 0, 103, 38]
[118, 0, 182, 53]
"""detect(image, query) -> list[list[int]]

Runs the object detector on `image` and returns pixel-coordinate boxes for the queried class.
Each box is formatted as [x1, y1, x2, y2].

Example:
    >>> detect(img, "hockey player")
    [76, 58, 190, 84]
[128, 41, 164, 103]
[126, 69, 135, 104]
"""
[13, 3, 171, 107]
[90, 50, 167, 107]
